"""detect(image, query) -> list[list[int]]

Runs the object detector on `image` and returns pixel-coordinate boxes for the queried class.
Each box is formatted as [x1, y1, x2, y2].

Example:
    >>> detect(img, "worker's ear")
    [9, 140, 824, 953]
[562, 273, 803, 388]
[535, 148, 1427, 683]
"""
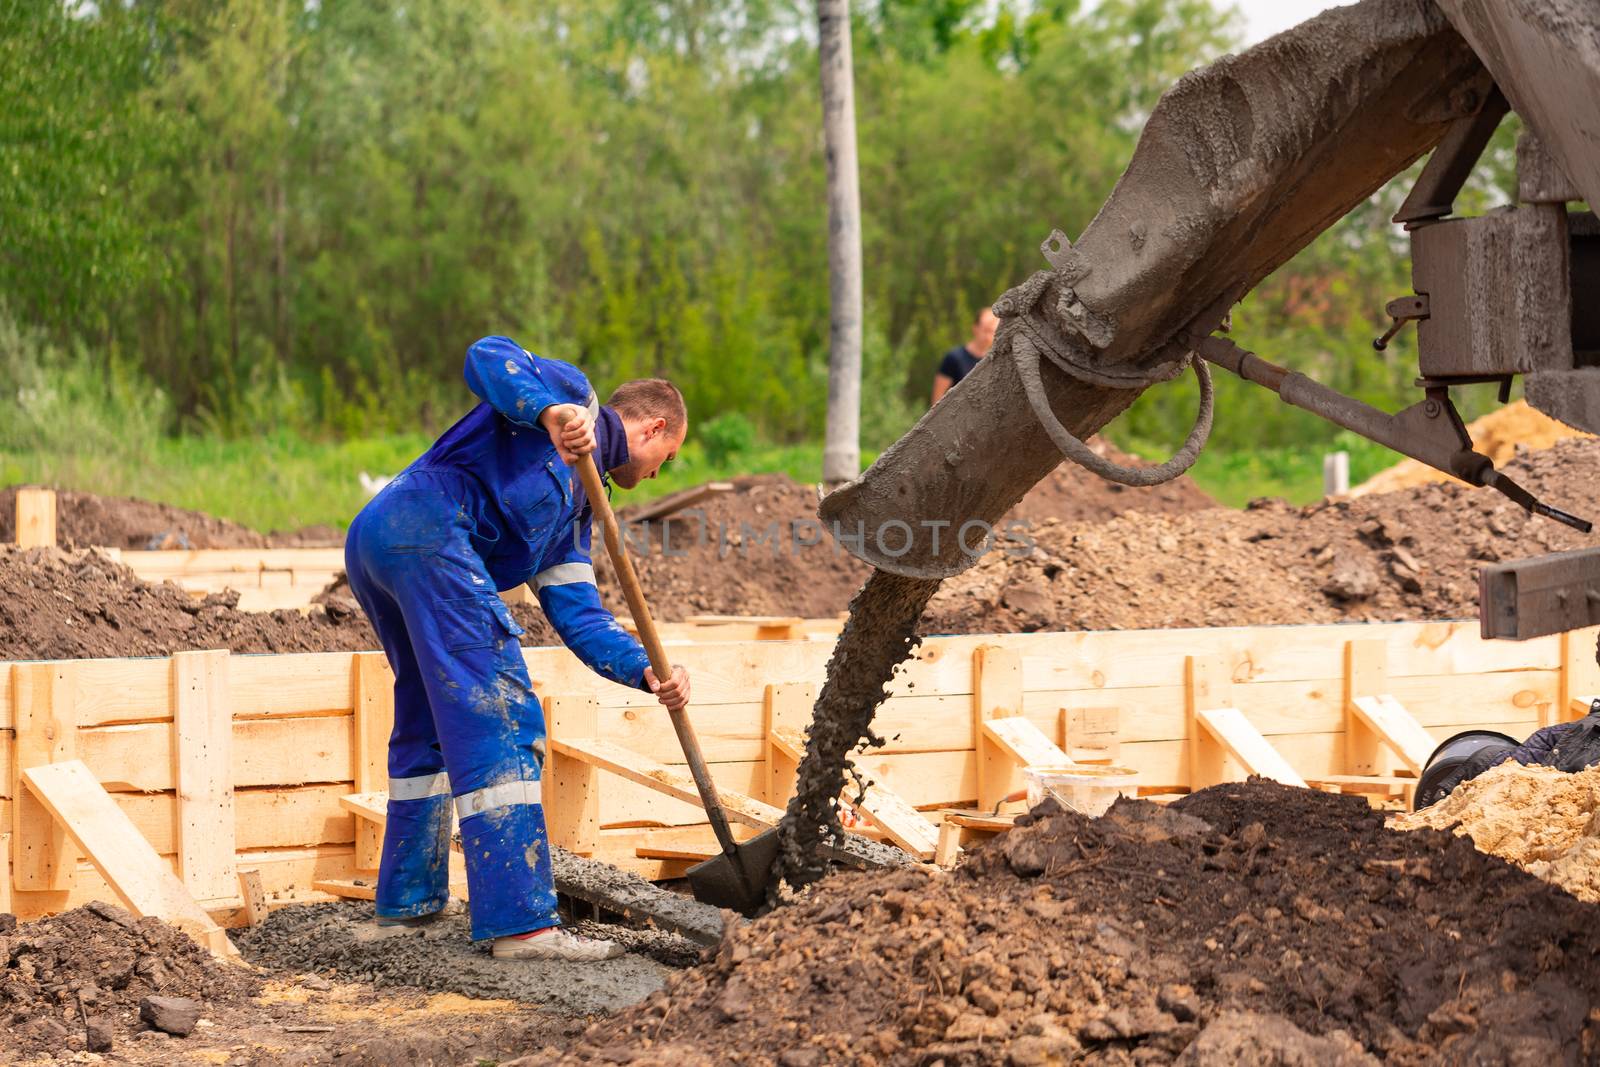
[651, 416, 666, 439]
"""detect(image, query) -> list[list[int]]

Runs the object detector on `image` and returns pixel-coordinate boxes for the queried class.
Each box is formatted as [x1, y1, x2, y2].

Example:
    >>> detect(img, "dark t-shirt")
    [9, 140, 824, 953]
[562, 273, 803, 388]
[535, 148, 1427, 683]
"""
[937, 345, 980, 385]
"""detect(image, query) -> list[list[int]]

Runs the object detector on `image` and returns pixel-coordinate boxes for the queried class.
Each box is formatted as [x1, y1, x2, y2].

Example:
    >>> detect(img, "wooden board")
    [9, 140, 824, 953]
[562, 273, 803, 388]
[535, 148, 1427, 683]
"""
[173, 651, 238, 903]
[1350, 695, 1438, 773]
[21, 761, 233, 956]
[1194, 708, 1308, 788]
[853, 781, 939, 860]
[550, 737, 785, 829]
[981, 717, 1071, 769]
[14, 488, 56, 549]
[11, 662, 79, 890]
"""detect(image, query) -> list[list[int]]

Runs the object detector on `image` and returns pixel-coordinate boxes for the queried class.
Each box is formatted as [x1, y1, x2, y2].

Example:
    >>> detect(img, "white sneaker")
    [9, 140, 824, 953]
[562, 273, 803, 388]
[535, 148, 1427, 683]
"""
[491, 928, 623, 961]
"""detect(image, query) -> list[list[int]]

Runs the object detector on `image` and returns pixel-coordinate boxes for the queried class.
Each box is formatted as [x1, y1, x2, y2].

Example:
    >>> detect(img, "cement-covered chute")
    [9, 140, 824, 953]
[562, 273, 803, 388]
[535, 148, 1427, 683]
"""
[819, 0, 1600, 580]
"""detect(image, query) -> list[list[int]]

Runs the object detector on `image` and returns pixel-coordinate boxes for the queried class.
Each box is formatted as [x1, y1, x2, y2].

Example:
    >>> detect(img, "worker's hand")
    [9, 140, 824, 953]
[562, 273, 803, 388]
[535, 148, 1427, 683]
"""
[645, 665, 690, 712]
[540, 404, 596, 465]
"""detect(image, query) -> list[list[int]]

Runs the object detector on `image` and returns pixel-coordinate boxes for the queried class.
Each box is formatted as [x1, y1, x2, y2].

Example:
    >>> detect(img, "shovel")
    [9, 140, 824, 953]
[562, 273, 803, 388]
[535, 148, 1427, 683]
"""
[564, 419, 776, 916]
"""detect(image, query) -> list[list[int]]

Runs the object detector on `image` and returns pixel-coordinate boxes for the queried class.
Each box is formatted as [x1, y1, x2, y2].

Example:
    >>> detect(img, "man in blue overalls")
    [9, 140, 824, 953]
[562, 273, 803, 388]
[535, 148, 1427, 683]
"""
[344, 335, 690, 961]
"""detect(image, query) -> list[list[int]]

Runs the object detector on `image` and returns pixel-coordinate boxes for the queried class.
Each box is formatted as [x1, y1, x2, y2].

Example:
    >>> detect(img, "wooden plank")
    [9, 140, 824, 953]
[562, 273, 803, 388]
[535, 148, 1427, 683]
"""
[1194, 708, 1308, 788]
[231, 653, 356, 719]
[973, 645, 1024, 811]
[1351, 695, 1438, 774]
[76, 716, 352, 792]
[20, 761, 232, 955]
[624, 480, 734, 523]
[351, 652, 393, 870]
[15, 487, 57, 548]
[763, 682, 813, 804]
[853, 780, 939, 860]
[546, 696, 601, 854]
[173, 650, 238, 903]
[314, 879, 376, 900]
[1345, 640, 1392, 775]
[981, 717, 1070, 769]
[551, 737, 785, 829]
[12, 662, 79, 891]
[237, 869, 268, 926]
[119, 547, 347, 576]
[104, 785, 356, 854]
[934, 820, 963, 867]
[71, 659, 173, 726]
[1062, 706, 1121, 762]
[1186, 655, 1237, 789]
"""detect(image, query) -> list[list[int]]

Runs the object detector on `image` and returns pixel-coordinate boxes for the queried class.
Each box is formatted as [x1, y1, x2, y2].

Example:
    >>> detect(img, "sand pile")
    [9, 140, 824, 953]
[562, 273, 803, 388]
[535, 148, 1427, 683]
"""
[1349, 400, 1591, 497]
[1394, 761, 1600, 903]
[0, 902, 260, 1059]
[514, 782, 1600, 1065]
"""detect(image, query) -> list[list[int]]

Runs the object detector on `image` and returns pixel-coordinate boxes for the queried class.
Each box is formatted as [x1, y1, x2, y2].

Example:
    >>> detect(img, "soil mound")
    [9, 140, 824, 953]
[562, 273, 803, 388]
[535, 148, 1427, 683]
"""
[922, 435, 1600, 634]
[516, 782, 1600, 1066]
[0, 545, 558, 660]
[1003, 438, 1216, 525]
[1350, 400, 1591, 498]
[0, 485, 339, 549]
[1394, 761, 1600, 903]
[0, 902, 260, 1059]
[606, 453, 1211, 623]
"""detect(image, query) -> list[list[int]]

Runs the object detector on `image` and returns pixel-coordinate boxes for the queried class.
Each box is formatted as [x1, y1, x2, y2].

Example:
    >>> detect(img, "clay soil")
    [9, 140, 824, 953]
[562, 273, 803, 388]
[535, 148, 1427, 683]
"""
[0, 486, 339, 550]
[516, 781, 1600, 1066]
[921, 436, 1600, 635]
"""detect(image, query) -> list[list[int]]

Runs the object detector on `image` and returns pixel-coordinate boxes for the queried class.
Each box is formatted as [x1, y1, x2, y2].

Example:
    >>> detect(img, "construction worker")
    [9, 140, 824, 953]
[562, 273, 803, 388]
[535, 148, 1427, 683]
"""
[930, 307, 998, 405]
[343, 335, 690, 962]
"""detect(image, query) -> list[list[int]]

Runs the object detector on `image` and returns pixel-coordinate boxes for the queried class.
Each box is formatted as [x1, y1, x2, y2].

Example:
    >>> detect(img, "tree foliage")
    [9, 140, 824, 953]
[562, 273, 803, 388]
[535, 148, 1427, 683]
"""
[0, 0, 1519, 458]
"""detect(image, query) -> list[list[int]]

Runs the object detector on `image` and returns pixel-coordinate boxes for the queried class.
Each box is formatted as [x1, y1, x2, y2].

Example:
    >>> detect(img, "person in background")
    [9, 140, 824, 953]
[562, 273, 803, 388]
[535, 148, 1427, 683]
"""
[931, 307, 999, 405]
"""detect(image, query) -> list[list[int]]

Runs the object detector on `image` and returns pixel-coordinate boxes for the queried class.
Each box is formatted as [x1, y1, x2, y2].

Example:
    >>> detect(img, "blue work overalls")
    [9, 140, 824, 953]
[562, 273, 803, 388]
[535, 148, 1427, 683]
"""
[343, 336, 651, 941]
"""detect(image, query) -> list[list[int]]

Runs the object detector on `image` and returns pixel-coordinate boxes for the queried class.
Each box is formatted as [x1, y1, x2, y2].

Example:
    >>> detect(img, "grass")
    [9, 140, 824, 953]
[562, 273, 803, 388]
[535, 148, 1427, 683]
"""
[0, 432, 874, 534]
[1, 423, 1404, 534]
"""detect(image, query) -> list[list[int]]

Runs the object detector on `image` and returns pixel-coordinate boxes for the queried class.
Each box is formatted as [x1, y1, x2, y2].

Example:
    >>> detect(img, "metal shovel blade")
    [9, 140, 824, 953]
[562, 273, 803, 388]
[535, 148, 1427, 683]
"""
[686, 828, 781, 916]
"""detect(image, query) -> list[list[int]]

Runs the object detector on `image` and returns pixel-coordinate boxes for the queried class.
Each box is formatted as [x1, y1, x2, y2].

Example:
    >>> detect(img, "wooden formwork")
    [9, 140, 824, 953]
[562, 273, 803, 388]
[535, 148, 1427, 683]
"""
[3, 619, 1597, 925]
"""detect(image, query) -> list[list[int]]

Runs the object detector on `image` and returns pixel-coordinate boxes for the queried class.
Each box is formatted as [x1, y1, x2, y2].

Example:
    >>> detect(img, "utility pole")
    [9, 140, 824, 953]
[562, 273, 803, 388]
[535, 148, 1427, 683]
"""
[818, 0, 862, 487]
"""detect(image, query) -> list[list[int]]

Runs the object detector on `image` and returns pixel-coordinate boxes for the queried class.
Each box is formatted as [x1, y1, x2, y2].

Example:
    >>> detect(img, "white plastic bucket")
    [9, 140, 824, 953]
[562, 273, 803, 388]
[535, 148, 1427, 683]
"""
[1024, 764, 1138, 817]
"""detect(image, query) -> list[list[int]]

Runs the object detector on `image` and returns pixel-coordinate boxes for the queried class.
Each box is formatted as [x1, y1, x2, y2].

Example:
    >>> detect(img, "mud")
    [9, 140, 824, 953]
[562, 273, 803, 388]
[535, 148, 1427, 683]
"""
[0, 901, 260, 1060]
[1394, 761, 1600, 903]
[233, 900, 682, 1015]
[0, 485, 338, 550]
[520, 782, 1600, 1066]
[776, 569, 942, 889]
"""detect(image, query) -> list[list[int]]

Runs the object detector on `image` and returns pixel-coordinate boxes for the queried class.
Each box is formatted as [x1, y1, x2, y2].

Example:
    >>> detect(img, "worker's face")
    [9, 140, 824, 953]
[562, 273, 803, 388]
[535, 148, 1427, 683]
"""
[612, 416, 687, 489]
[972, 309, 998, 356]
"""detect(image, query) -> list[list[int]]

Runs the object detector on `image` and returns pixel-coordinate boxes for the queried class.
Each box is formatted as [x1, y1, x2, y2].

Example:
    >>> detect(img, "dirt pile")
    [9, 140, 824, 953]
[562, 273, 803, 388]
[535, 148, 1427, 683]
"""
[1350, 401, 1592, 498]
[0, 485, 339, 549]
[0, 902, 260, 1059]
[922, 435, 1600, 634]
[607, 451, 1211, 623]
[0, 545, 558, 660]
[1394, 761, 1600, 903]
[516, 782, 1600, 1066]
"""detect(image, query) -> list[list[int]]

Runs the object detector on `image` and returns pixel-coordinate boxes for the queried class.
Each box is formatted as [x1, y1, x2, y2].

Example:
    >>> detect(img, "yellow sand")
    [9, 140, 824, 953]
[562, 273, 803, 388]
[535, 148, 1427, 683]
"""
[1393, 760, 1600, 902]
[1349, 400, 1591, 497]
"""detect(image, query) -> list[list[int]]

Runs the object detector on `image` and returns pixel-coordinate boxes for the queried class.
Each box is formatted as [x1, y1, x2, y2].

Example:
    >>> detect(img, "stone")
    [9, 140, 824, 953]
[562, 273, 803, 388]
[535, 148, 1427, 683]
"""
[85, 1016, 114, 1053]
[139, 996, 202, 1037]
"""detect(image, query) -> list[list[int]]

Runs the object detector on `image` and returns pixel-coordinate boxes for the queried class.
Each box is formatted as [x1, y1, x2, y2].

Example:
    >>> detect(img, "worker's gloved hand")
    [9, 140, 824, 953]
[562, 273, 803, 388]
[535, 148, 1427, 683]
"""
[645, 665, 691, 712]
[540, 404, 596, 465]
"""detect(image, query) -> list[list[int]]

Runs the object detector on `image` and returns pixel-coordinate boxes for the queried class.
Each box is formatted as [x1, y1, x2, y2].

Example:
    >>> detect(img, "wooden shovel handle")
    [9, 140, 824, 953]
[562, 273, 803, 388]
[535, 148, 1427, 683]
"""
[556, 409, 741, 855]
